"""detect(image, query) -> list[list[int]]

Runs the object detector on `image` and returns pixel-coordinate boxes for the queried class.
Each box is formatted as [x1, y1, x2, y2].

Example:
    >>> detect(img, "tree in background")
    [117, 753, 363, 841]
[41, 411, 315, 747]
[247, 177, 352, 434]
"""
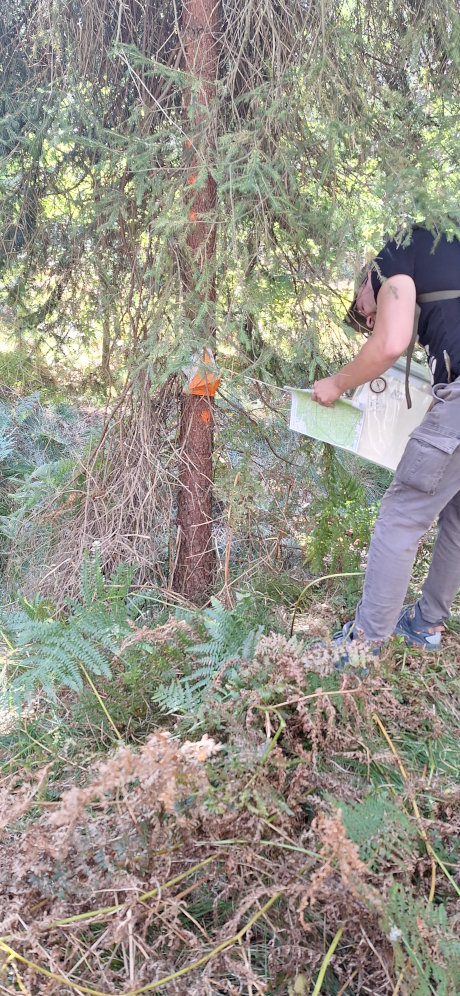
[1, 0, 460, 600]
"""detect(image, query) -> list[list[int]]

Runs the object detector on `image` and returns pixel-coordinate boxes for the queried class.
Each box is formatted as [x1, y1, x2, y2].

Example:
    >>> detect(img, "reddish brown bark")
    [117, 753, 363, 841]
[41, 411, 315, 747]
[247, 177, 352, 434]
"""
[175, 393, 215, 595]
[173, 0, 219, 599]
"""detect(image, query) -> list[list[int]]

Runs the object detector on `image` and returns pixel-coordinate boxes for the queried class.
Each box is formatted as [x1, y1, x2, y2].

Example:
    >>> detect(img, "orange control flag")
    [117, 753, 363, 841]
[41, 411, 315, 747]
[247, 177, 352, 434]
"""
[182, 348, 221, 397]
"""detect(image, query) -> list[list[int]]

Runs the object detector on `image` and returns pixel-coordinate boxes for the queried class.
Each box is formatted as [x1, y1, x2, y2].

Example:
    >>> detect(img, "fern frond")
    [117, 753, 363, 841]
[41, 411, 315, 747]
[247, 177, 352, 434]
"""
[334, 792, 419, 872]
[2, 556, 134, 706]
[385, 885, 460, 995]
[153, 597, 266, 721]
[152, 678, 200, 716]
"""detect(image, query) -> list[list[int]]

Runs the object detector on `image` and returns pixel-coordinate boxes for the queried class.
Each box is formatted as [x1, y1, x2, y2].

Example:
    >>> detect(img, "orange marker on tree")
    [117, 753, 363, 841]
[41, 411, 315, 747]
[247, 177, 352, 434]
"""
[182, 348, 221, 397]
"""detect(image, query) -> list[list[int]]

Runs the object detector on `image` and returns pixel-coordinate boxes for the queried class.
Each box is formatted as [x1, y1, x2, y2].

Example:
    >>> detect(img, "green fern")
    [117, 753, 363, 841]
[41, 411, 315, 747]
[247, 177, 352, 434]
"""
[79, 547, 135, 606]
[385, 885, 460, 995]
[191, 594, 265, 666]
[152, 656, 240, 719]
[332, 791, 419, 874]
[337, 795, 460, 993]
[1, 552, 133, 707]
[151, 677, 202, 717]
[152, 595, 265, 719]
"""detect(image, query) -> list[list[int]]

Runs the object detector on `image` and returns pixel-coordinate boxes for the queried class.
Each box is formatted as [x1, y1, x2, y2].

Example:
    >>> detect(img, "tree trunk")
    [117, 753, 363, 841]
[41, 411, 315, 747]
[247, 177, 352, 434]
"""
[101, 311, 111, 381]
[173, 0, 219, 599]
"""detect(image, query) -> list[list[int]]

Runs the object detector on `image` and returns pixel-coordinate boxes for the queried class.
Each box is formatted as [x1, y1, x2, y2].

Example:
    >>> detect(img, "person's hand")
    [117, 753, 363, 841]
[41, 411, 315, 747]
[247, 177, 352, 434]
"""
[311, 374, 343, 407]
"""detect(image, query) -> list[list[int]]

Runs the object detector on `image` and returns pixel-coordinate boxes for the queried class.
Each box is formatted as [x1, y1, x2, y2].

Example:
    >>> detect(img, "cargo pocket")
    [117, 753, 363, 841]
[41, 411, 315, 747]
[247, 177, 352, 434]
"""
[395, 427, 460, 494]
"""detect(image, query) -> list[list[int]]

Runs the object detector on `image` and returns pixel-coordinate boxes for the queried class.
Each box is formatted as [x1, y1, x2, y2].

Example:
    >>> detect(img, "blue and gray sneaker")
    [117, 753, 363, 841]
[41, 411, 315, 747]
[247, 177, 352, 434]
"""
[394, 603, 443, 650]
[332, 620, 381, 670]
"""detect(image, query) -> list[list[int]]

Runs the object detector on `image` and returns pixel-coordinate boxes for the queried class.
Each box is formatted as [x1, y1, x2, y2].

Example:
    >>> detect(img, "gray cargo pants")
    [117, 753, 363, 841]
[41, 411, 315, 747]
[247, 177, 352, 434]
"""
[354, 377, 460, 641]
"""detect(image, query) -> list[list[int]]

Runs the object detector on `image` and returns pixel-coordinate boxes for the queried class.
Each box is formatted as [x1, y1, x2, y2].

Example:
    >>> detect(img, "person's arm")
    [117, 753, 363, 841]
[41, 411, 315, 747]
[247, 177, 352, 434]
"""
[312, 274, 417, 406]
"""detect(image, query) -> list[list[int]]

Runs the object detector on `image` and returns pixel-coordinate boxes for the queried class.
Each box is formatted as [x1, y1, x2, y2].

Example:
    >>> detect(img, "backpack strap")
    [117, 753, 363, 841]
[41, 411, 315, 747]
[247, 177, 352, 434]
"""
[417, 291, 460, 303]
[405, 304, 420, 409]
[404, 290, 460, 408]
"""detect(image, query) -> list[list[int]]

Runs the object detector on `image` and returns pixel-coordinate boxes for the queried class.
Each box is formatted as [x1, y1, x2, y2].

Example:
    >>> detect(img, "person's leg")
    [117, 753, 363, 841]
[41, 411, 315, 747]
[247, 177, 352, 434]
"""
[418, 489, 460, 624]
[354, 381, 460, 642]
[353, 480, 438, 641]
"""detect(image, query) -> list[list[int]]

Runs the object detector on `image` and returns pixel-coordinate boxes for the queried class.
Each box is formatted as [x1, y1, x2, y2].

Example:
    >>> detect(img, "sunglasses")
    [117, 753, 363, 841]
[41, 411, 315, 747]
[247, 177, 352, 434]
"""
[344, 297, 370, 335]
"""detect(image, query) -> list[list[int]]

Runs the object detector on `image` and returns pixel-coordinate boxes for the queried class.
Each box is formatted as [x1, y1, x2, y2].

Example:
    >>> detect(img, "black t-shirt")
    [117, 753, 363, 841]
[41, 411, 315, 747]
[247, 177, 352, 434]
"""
[370, 227, 460, 385]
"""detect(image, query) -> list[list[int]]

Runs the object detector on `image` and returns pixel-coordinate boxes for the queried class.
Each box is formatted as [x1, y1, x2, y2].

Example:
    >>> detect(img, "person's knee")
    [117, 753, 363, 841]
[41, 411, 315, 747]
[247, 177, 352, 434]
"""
[371, 513, 429, 554]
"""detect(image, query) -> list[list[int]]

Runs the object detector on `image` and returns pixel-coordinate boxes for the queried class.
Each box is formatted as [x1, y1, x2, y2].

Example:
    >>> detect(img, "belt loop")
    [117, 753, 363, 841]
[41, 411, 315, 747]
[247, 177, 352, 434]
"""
[432, 383, 447, 403]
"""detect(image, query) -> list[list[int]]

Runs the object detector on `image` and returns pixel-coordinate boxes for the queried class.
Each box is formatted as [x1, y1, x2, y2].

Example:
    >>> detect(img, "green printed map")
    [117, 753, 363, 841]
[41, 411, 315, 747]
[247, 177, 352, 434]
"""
[289, 389, 363, 450]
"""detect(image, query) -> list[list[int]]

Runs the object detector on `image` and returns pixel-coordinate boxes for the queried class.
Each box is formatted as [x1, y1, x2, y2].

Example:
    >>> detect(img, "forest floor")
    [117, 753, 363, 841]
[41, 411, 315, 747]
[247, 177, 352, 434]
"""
[0, 384, 458, 995]
[0, 579, 459, 996]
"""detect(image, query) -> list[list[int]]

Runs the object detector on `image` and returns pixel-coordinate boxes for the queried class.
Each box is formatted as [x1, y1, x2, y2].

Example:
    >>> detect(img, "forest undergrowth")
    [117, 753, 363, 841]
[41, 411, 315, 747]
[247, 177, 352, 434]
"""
[0, 569, 459, 995]
[2, 0, 460, 987]
[0, 389, 459, 995]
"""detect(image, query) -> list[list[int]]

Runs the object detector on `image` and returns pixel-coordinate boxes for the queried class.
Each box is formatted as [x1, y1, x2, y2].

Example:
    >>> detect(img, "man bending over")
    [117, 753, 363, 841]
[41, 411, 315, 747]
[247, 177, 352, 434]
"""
[312, 226, 460, 659]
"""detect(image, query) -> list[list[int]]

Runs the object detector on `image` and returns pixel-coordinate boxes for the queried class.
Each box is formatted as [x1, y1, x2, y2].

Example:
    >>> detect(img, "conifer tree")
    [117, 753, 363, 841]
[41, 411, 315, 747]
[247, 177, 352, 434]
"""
[1, 0, 460, 600]
[174, 0, 220, 597]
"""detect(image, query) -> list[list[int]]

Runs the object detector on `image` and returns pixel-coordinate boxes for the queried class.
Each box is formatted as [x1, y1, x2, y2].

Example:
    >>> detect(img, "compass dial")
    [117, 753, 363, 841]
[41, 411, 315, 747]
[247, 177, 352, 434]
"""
[370, 377, 387, 394]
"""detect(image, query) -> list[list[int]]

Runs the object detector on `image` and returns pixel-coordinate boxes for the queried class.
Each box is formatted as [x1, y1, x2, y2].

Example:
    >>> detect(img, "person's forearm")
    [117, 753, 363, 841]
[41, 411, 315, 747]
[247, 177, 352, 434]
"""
[313, 275, 415, 407]
[333, 336, 400, 393]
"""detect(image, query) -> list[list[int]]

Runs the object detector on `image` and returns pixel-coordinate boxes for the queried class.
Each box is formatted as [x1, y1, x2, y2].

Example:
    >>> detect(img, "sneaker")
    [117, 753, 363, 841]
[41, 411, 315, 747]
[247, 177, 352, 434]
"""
[394, 603, 442, 650]
[332, 620, 381, 670]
